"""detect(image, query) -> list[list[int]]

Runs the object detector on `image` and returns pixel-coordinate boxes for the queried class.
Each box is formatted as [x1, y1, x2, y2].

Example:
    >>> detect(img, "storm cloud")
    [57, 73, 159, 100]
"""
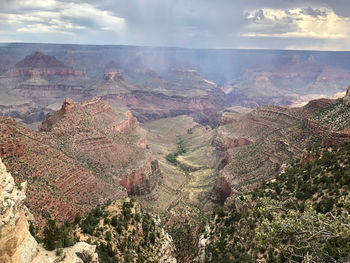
[0, 0, 350, 50]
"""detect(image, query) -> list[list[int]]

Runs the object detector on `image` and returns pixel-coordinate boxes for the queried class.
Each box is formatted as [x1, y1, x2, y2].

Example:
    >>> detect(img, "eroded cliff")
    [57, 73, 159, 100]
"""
[0, 158, 99, 263]
[213, 87, 350, 201]
[0, 98, 161, 228]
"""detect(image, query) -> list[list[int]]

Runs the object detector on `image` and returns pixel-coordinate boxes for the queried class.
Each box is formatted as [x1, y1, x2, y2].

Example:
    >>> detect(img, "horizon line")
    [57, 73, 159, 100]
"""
[1, 42, 350, 53]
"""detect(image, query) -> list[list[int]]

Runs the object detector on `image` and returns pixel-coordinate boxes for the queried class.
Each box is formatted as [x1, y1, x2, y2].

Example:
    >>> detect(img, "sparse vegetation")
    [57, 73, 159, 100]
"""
[165, 214, 206, 263]
[205, 142, 350, 262]
[166, 138, 187, 165]
[74, 198, 170, 263]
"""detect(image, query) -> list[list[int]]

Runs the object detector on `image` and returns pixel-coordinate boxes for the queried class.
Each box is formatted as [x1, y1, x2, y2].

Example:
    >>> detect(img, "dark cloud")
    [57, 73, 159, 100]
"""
[300, 7, 328, 17]
[250, 9, 266, 21]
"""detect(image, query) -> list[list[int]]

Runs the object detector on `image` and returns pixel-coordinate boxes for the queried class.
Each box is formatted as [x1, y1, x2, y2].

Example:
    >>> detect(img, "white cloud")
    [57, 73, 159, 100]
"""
[0, 0, 125, 36]
[1, 0, 57, 10]
[59, 2, 125, 31]
[243, 7, 350, 40]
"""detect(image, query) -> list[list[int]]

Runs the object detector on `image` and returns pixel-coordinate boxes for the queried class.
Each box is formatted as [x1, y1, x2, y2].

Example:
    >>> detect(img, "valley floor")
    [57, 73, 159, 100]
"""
[137, 115, 220, 215]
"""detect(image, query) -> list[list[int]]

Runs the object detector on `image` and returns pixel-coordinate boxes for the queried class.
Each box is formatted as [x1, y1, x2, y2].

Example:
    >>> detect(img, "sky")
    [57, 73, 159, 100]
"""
[1, 0, 350, 50]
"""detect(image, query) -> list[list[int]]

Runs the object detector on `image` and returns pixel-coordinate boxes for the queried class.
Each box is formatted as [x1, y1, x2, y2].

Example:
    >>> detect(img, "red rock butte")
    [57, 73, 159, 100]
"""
[4, 51, 86, 78]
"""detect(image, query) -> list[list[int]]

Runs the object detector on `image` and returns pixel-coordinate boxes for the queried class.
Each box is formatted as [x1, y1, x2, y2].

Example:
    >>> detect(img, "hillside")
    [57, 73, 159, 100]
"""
[73, 197, 176, 263]
[0, 98, 161, 228]
[203, 142, 350, 262]
[0, 157, 99, 263]
[213, 87, 350, 200]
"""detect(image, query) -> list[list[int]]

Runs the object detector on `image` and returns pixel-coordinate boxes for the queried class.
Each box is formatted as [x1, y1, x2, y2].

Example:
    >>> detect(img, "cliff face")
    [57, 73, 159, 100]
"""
[0, 158, 99, 263]
[0, 115, 127, 228]
[213, 89, 350, 201]
[0, 98, 161, 228]
[39, 98, 161, 196]
[5, 68, 86, 78]
[0, 157, 35, 263]
[103, 89, 223, 126]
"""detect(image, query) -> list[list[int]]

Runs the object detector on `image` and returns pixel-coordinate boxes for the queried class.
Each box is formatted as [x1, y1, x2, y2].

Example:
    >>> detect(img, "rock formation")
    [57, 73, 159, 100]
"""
[4, 51, 86, 78]
[213, 89, 350, 200]
[0, 52, 89, 126]
[0, 158, 99, 263]
[39, 97, 161, 196]
[0, 98, 161, 228]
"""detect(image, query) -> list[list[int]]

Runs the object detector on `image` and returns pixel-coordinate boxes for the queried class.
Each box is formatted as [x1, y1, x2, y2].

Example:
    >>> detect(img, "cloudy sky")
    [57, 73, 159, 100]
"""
[1, 0, 350, 50]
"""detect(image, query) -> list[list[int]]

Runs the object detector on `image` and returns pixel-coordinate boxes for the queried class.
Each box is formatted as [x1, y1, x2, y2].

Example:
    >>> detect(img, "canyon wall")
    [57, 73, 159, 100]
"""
[0, 98, 162, 228]
[0, 158, 99, 263]
[212, 90, 350, 201]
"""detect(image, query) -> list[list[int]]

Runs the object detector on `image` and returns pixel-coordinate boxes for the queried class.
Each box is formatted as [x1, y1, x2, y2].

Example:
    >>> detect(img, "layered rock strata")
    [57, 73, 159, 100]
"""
[0, 158, 99, 263]
[0, 98, 161, 228]
[213, 88, 350, 200]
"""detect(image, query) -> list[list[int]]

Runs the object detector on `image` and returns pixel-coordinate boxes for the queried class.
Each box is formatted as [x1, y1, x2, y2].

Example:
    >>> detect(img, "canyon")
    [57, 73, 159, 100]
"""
[0, 49, 225, 128]
[2, 45, 350, 128]
[1, 43, 350, 262]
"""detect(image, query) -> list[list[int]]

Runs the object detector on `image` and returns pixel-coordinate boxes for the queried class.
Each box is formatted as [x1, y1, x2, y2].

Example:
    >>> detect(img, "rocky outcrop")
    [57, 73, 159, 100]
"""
[61, 97, 75, 113]
[0, 157, 34, 263]
[198, 226, 210, 263]
[158, 231, 177, 263]
[120, 160, 161, 195]
[110, 111, 138, 133]
[39, 98, 75, 132]
[213, 135, 252, 152]
[103, 70, 124, 81]
[212, 177, 232, 203]
[0, 158, 99, 263]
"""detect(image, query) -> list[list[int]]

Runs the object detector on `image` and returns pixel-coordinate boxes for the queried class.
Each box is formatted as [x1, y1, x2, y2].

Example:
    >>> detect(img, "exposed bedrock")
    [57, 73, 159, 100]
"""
[0, 158, 99, 263]
[102, 90, 224, 127]
[0, 98, 162, 228]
